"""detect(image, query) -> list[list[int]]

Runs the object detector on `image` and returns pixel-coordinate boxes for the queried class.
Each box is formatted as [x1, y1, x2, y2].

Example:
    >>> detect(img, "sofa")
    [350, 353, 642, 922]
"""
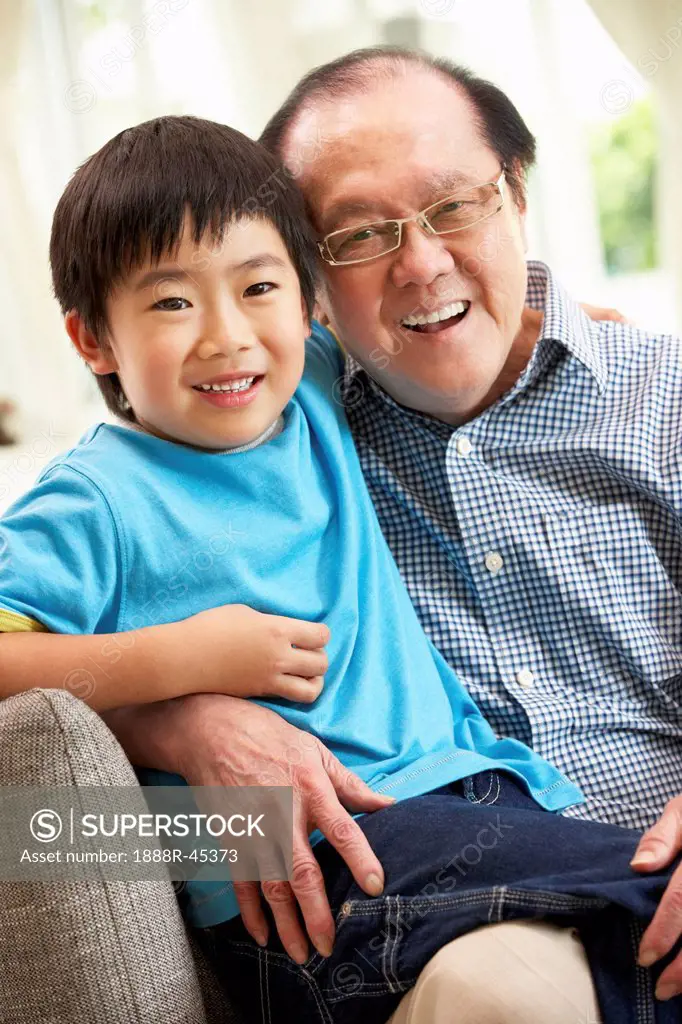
[0, 688, 245, 1024]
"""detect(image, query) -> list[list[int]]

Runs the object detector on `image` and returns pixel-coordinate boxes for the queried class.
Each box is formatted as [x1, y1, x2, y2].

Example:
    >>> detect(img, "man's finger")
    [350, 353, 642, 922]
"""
[286, 843, 336, 958]
[325, 747, 396, 813]
[309, 765, 387, 899]
[648, 951, 682, 1002]
[638, 861, 682, 971]
[632, 799, 682, 870]
[261, 879, 310, 963]
[233, 881, 269, 947]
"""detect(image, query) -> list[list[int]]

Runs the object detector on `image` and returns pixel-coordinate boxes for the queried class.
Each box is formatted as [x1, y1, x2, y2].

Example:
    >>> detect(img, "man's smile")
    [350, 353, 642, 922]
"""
[399, 299, 471, 334]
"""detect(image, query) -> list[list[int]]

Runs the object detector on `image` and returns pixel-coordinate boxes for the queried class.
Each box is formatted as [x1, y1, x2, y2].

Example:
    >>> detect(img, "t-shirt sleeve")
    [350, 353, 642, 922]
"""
[0, 464, 121, 634]
[305, 320, 346, 382]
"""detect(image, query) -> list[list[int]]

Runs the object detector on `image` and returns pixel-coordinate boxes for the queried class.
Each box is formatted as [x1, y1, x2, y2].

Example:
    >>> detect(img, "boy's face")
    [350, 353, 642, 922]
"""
[73, 216, 309, 451]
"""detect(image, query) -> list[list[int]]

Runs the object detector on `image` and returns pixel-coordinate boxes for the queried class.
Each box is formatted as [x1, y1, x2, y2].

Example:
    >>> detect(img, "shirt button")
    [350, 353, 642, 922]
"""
[456, 436, 472, 457]
[484, 551, 503, 575]
[516, 669, 535, 689]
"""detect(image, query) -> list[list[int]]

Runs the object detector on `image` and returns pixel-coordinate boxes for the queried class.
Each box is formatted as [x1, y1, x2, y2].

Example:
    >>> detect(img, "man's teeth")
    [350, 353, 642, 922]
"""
[196, 376, 256, 393]
[401, 301, 469, 327]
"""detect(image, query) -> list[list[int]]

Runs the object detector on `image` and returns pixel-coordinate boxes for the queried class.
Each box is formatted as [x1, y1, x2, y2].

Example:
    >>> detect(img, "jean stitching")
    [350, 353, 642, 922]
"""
[470, 771, 495, 804]
[489, 773, 501, 805]
[390, 896, 402, 991]
[325, 981, 418, 1004]
[340, 889, 610, 919]
[258, 948, 269, 1024]
[487, 885, 503, 923]
[382, 896, 395, 992]
[629, 916, 654, 1024]
[227, 945, 333, 1023]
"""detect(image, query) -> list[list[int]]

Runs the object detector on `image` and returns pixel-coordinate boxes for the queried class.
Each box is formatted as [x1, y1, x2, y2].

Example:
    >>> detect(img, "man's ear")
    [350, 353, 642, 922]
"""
[64, 311, 118, 374]
[312, 279, 334, 329]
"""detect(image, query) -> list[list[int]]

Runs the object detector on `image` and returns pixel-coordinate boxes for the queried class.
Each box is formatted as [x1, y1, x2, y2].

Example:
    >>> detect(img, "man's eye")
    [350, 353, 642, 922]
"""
[153, 297, 190, 311]
[244, 282, 276, 297]
[348, 227, 378, 242]
[439, 201, 465, 213]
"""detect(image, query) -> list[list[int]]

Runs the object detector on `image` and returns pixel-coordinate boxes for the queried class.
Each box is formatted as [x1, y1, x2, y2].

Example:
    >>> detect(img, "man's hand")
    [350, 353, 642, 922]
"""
[631, 797, 682, 1000]
[105, 694, 394, 964]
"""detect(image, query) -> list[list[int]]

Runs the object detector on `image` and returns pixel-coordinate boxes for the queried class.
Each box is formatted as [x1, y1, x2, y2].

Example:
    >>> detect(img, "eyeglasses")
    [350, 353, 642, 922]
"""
[318, 169, 506, 266]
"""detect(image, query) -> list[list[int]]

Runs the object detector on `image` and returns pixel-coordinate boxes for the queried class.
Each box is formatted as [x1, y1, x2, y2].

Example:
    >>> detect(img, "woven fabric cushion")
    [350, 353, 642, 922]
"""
[0, 688, 240, 1024]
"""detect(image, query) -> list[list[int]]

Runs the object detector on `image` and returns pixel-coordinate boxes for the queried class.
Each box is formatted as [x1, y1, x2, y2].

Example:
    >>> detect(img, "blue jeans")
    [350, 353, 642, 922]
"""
[197, 771, 682, 1024]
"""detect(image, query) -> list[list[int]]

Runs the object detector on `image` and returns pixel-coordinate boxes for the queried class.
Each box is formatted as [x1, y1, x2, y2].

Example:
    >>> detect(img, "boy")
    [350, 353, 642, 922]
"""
[0, 117, 678, 1023]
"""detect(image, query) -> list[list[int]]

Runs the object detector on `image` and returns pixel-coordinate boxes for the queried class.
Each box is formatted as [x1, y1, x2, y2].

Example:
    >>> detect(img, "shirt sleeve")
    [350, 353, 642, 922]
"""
[0, 464, 121, 634]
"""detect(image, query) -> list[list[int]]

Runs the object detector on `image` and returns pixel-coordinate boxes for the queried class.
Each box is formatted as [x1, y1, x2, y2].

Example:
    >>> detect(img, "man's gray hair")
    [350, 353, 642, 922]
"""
[259, 46, 537, 206]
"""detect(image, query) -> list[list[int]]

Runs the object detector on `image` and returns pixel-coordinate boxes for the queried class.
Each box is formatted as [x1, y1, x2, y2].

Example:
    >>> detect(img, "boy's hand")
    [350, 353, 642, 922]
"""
[170, 604, 330, 703]
[580, 302, 631, 324]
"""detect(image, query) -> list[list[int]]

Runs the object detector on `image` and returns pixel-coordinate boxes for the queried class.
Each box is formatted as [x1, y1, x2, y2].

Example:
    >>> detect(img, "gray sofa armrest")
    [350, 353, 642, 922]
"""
[0, 688, 241, 1024]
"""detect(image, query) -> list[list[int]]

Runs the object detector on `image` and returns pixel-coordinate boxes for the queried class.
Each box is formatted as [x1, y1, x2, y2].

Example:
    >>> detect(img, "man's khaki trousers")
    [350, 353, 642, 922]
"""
[387, 920, 600, 1023]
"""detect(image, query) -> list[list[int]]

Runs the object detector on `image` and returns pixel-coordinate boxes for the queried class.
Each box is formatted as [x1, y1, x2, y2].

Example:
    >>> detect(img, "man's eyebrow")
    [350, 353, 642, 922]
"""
[321, 172, 481, 232]
[322, 199, 384, 232]
[133, 254, 288, 291]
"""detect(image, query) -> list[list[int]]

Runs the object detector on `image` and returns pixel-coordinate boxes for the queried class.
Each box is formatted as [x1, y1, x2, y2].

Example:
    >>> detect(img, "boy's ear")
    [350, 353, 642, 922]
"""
[64, 311, 118, 374]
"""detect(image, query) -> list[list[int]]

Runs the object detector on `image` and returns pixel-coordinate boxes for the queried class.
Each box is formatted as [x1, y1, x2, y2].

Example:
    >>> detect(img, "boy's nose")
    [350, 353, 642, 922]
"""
[196, 317, 255, 360]
[196, 338, 250, 359]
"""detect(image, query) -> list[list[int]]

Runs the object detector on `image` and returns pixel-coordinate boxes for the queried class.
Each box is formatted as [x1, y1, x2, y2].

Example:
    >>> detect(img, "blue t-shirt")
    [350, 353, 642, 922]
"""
[0, 323, 583, 925]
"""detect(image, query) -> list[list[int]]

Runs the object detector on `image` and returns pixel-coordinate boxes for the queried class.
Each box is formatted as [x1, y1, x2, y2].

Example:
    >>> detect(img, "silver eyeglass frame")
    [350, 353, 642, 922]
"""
[317, 168, 506, 266]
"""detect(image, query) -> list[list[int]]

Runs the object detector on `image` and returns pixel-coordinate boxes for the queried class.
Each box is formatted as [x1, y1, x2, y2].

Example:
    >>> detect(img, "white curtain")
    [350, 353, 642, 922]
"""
[0, 0, 92, 426]
[587, 0, 682, 329]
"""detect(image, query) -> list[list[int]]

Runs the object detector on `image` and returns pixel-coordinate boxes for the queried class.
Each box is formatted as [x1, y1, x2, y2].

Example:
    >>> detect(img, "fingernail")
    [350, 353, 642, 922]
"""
[655, 983, 679, 1001]
[631, 850, 657, 866]
[291, 943, 308, 965]
[254, 931, 268, 948]
[312, 932, 334, 957]
[365, 872, 384, 896]
[638, 949, 660, 968]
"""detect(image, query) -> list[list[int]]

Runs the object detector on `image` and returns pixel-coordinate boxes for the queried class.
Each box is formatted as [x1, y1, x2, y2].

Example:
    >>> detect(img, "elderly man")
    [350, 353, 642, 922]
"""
[28, 45, 682, 1022]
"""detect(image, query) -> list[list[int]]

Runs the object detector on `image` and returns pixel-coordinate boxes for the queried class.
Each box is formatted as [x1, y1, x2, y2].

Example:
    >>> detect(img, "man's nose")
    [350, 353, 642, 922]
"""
[389, 221, 455, 290]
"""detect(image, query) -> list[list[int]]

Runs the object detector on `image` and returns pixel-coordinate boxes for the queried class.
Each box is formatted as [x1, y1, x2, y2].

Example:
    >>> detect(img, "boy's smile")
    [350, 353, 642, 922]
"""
[69, 216, 310, 452]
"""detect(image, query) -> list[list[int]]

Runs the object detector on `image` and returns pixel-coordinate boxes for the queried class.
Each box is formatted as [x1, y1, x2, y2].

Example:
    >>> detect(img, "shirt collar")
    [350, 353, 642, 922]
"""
[344, 260, 609, 416]
[525, 260, 609, 394]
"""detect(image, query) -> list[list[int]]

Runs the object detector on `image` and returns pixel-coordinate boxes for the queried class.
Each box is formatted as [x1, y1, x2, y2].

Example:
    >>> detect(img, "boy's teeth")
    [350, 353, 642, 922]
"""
[401, 300, 469, 327]
[197, 376, 256, 393]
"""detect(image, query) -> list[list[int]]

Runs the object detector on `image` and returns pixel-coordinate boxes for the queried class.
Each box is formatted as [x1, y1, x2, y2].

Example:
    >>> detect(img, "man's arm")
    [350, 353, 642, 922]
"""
[0, 605, 329, 710]
[103, 694, 394, 963]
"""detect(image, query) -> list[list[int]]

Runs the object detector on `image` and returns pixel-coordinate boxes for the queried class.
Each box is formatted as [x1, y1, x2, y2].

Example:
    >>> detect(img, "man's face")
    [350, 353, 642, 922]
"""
[83, 217, 308, 451]
[288, 71, 532, 423]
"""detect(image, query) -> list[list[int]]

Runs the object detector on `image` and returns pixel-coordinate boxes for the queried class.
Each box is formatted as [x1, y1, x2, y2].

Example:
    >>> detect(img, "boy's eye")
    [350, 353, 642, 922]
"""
[244, 281, 276, 297]
[153, 297, 191, 311]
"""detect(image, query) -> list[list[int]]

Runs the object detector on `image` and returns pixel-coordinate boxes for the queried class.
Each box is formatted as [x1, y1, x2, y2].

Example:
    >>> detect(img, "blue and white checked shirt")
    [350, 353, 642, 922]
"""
[344, 260, 682, 831]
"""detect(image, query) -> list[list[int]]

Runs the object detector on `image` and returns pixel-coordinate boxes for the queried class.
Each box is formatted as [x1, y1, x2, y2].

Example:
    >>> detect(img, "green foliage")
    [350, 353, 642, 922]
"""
[590, 98, 658, 275]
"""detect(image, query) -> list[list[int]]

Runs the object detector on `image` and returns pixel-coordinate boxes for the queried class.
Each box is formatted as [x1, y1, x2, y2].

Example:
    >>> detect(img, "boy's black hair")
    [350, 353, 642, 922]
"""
[50, 115, 318, 422]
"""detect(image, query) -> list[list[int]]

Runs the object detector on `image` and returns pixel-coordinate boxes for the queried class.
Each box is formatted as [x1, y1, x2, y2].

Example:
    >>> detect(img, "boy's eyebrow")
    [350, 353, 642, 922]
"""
[134, 269, 191, 292]
[133, 254, 289, 292]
